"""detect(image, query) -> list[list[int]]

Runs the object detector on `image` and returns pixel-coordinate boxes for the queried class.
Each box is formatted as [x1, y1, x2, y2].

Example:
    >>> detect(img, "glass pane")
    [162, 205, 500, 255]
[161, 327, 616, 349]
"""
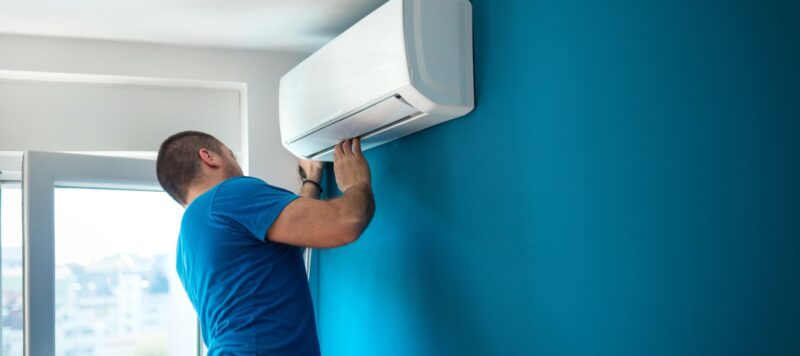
[54, 187, 197, 356]
[1, 185, 23, 356]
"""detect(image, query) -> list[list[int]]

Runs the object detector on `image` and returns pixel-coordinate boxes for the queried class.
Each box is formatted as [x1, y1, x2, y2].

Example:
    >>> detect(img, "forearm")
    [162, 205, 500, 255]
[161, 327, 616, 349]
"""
[300, 183, 321, 199]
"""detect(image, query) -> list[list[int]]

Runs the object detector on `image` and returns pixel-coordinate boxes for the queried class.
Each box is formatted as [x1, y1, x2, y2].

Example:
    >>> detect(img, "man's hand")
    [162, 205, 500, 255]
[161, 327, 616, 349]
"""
[333, 137, 371, 192]
[298, 159, 324, 199]
[298, 159, 323, 183]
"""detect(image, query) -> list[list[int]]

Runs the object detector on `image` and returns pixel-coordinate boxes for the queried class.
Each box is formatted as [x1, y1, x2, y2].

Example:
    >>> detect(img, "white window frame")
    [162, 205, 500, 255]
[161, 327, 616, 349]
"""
[22, 151, 201, 356]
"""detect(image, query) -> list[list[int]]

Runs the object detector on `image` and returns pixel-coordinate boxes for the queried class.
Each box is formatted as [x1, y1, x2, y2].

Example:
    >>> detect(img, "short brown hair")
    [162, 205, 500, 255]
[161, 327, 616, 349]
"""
[156, 131, 223, 205]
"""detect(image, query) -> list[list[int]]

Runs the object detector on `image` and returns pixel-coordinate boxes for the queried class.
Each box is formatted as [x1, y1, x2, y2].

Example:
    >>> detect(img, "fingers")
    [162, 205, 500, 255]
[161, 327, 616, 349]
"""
[334, 141, 344, 161]
[342, 139, 352, 157]
[352, 137, 363, 156]
[334, 137, 362, 159]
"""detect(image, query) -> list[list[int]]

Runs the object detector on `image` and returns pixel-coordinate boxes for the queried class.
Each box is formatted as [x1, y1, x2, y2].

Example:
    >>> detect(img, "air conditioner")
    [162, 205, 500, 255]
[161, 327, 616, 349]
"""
[279, 0, 474, 161]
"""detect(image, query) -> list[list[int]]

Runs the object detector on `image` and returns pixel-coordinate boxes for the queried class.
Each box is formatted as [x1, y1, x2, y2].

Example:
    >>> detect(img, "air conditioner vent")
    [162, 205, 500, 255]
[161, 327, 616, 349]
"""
[288, 95, 421, 157]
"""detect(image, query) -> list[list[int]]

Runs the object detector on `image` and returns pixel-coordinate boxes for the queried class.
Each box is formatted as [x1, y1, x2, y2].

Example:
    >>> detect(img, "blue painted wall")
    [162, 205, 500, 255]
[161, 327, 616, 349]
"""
[311, 0, 800, 355]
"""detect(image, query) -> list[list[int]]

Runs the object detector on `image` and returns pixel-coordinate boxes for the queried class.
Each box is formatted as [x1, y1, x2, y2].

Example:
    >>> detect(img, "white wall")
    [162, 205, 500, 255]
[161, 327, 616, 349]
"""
[0, 34, 308, 190]
[0, 79, 242, 152]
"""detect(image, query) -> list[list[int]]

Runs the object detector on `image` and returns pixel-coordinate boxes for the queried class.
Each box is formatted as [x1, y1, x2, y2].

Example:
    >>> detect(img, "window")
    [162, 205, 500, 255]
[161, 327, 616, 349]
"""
[23, 151, 201, 355]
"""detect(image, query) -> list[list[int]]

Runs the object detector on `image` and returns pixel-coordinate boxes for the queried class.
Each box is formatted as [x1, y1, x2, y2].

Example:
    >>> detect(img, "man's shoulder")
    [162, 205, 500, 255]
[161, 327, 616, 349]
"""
[217, 176, 267, 192]
[217, 176, 295, 198]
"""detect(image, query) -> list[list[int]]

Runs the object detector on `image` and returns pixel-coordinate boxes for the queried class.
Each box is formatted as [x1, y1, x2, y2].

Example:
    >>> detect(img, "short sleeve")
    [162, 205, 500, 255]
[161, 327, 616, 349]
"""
[211, 177, 300, 241]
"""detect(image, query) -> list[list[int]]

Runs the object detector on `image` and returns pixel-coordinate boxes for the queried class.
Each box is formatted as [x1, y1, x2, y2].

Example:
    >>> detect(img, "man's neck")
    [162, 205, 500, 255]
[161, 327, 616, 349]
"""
[183, 176, 229, 208]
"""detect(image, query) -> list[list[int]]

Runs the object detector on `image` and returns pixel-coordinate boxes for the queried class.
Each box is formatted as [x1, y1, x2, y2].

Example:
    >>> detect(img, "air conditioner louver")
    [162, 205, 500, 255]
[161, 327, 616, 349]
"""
[300, 96, 424, 159]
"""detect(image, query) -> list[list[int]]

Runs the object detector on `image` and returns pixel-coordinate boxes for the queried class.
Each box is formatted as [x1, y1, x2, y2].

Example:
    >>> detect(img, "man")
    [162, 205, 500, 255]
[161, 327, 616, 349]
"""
[155, 131, 375, 355]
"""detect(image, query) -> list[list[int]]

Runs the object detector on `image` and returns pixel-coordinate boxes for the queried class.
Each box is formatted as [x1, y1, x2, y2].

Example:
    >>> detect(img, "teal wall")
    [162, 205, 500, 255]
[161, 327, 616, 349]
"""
[311, 0, 799, 355]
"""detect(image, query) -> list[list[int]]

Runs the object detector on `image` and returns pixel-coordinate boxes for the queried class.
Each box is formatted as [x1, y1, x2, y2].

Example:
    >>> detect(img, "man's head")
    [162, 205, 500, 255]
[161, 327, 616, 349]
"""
[156, 131, 243, 206]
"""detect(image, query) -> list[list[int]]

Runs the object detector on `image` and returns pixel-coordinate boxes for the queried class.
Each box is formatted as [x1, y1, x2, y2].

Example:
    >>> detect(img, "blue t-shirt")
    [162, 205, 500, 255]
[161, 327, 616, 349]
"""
[176, 176, 320, 355]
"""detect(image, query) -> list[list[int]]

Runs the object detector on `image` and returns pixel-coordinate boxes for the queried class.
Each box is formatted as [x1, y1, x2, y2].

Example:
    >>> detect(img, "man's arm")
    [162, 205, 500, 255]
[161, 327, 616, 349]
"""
[268, 138, 375, 248]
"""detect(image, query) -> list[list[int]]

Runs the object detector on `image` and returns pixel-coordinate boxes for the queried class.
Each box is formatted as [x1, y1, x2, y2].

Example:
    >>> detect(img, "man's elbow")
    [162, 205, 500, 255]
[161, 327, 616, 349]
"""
[333, 214, 371, 246]
[328, 194, 374, 247]
[333, 230, 360, 246]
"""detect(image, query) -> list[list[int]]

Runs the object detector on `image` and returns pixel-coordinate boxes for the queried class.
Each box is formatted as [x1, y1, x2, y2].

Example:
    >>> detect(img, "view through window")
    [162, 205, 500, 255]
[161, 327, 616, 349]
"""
[1, 184, 23, 355]
[54, 187, 197, 356]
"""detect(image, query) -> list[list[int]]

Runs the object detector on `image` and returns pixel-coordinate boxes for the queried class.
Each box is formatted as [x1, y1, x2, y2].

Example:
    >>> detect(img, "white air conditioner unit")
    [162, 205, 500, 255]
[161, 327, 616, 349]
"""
[279, 0, 474, 161]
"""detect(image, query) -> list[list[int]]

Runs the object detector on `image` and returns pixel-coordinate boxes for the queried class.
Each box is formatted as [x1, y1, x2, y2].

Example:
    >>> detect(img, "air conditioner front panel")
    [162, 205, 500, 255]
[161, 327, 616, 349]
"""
[278, 0, 410, 142]
[278, 0, 474, 160]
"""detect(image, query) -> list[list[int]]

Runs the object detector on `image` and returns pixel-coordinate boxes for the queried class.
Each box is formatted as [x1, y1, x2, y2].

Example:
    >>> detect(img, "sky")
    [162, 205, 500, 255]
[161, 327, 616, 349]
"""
[54, 187, 184, 264]
[1, 185, 185, 265]
[1, 185, 23, 248]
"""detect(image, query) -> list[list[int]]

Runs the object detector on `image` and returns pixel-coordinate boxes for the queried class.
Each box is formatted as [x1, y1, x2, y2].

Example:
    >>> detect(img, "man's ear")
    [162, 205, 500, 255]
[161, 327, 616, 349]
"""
[198, 148, 222, 168]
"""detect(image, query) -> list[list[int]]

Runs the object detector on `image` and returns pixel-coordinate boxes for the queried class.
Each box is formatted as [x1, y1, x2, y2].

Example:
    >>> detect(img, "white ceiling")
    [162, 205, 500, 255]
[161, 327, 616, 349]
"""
[0, 0, 387, 52]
